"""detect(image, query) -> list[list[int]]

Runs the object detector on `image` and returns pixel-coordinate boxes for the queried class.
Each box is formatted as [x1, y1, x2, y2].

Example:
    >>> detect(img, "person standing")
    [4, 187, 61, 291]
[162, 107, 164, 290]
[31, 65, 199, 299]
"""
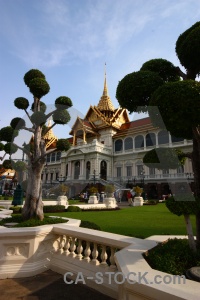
[127, 190, 133, 206]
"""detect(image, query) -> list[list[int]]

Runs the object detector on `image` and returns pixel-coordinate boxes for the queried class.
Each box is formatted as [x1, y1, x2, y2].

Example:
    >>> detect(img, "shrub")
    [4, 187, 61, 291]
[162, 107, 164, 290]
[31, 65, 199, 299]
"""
[43, 205, 65, 213]
[0, 215, 68, 227]
[9, 206, 22, 213]
[133, 186, 143, 195]
[144, 238, 200, 275]
[144, 200, 158, 205]
[4, 196, 9, 200]
[80, 220, 101, 231]
[67, 205, 82, 212]
[104, 184, 115, 193]
[89, 186, 98, 194]
[49, 184, 69, 196]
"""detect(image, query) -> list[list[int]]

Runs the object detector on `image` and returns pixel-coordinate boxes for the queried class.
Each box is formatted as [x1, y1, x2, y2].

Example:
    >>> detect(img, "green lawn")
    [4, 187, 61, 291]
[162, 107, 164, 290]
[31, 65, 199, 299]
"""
[46, 203, 196, 238]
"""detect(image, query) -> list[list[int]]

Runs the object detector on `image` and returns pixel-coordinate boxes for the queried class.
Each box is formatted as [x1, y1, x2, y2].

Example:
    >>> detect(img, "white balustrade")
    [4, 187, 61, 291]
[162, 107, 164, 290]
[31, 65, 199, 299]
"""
[54, 232, 118, 268]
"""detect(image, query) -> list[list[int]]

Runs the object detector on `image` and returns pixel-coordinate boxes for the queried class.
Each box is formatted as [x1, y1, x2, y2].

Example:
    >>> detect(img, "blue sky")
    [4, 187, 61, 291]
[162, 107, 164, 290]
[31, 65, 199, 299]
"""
[1, 0, 200, 159]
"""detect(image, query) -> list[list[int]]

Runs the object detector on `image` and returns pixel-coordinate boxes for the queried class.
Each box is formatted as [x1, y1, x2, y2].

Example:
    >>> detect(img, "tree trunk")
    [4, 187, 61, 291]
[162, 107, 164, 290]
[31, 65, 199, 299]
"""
[22, 161, 44, 220]
[183, 214, 196, 252]
[191, 134, 200, 248]
[22, 123, 45, 221]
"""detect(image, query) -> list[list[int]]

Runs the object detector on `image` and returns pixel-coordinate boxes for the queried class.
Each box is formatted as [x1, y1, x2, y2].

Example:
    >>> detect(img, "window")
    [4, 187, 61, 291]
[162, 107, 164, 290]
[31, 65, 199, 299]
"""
[66, 164, 68, 177]
[126, 166, 132, 177]
[177, 165, 184, 176]
[124, 137, 133, 150]
[116, 167, 121, 178]
[158, 130, 169, 145]
[137, 165, 143, 176]
[74, 161, 80, 179]
[86, 161, 90, 180]
[51, 152, 56, 162]
[149, 167, 155, 177]
[171, 136, 184, 143]
[162, 169, 169, 177]
[47, 154, 50, 163]
[135, 135, 144, 149]
[146, 133, 156, 147]
[115, 139, 123, 152]
[46, 152, 61, 163]
[56, 151, 61, 161]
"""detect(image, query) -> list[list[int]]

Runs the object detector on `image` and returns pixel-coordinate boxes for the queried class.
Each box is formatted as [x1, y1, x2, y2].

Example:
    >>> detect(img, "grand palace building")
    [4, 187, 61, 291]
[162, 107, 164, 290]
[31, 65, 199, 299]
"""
[42, 74, 194, 199]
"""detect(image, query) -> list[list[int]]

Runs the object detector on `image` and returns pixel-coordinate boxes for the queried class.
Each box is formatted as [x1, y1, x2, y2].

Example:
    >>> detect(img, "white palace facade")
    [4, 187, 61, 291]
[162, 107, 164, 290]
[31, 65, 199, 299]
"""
[42, 74, 194, 199]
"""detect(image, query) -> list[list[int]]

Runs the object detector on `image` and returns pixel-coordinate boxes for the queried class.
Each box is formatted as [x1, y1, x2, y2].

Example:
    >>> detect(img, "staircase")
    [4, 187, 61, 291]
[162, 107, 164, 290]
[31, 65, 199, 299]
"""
[99, 178, 125, 190]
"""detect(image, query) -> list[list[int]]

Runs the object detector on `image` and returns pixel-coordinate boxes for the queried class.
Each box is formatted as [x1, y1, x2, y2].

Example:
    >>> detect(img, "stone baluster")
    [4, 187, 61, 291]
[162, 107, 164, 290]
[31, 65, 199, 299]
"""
[91, 243, 100, 265]
[57, 235, 65, 254]
[100, 245, 108, 267]
[76, 239, 83, 260]
[63, 235, 70, 256]
[84, 241, 91, 262]
[109, 247, 117, 270]
[69, 237, 77, 257]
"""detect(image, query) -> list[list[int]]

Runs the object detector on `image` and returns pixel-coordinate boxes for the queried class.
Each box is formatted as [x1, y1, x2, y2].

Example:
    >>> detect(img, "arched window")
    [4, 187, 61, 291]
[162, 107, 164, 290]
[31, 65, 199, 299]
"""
[74, 161, 80, 179]
[171, 135, 184, 143]
[146, 133, 156, 147]
[115, 139, 123, 152]
[124, 137, 133, 150]
[86, 161, 90, 180]
[158, 130, 169, 145]
[135, 135, 144, 149]
[66, 164, 68, 177]
[100, 160, 107, 180]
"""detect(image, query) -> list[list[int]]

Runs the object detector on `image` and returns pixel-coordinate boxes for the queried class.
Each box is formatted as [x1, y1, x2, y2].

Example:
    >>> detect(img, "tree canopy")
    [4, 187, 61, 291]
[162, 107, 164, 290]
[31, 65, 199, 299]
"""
[116, 21, 200, 249]
[0, 69, 72, 221]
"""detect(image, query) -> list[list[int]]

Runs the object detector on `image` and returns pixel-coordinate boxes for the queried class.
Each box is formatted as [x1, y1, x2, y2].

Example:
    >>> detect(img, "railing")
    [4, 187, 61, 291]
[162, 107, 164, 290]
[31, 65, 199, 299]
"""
[53, 226, 119, 269]
[99, 178, 125, 189]
[51, 224, 132, 298]
[0, 221, 198, 299]
[113, 172, 194, 183]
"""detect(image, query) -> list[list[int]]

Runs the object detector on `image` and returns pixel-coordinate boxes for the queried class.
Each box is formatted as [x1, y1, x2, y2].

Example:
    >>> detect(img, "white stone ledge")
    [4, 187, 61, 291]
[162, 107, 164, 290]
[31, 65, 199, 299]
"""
[115, 235, 199, 300]
[53, 224, 149, 249]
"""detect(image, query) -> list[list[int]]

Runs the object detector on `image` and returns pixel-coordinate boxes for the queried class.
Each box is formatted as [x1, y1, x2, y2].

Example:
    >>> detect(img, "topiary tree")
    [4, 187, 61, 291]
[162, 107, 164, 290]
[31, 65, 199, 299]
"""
[0, 69, 72, 220]
[116, 22, 200, 249]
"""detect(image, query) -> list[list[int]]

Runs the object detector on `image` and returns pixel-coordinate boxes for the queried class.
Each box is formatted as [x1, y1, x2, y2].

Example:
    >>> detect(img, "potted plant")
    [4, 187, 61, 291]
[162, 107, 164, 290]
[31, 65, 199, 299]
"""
[50, 184, 68, 196]
[133, 186, 143, 197]
[89, 186, 98, 195]
[133, 186, 144, 206]
[105, 184, 115, 197]
[49, 184, 69, 206]
[104, 185, 117, 208]
[88, 186, 98, 204]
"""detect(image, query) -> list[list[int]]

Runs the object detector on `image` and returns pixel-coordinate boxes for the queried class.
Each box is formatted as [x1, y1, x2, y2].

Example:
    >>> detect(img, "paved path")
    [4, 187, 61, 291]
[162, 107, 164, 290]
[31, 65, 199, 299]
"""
[0, 270, 115, 300]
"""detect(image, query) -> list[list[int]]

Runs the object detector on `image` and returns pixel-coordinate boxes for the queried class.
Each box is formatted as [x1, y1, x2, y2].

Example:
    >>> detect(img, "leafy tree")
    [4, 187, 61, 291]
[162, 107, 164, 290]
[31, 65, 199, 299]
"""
[116, 22, 200, 249]
[0, 69, 72, 220]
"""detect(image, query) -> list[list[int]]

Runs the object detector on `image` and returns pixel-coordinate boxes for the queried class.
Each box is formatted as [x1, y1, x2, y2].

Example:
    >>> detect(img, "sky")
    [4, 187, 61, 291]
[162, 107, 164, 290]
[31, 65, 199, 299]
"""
[1, 0, 200, 159]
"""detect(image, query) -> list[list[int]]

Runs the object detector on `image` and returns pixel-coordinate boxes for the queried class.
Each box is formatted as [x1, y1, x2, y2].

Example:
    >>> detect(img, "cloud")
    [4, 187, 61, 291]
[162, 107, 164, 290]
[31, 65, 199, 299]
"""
[1, 0, 200, 68]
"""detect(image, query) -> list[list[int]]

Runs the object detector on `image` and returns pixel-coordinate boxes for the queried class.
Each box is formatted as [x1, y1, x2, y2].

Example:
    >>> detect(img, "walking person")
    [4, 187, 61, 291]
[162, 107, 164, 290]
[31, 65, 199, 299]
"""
[127, 190, 133, 206]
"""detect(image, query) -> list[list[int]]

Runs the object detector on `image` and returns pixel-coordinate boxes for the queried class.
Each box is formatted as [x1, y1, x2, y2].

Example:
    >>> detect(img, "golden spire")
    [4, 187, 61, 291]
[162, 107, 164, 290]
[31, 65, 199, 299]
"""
[43, 117, 57, 141]
[103, 63, 108, 96]
[97, 63, 115, 112]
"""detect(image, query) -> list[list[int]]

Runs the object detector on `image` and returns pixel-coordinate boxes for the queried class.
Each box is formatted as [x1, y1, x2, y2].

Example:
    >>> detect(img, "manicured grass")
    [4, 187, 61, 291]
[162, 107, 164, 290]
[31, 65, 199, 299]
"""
[46, 203, 196, 238]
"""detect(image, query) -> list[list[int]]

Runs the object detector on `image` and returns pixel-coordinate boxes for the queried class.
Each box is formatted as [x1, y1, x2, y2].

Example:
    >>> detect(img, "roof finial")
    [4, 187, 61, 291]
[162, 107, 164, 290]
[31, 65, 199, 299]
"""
[103, 62, 108, 96]
[97, 63, 115, 112]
